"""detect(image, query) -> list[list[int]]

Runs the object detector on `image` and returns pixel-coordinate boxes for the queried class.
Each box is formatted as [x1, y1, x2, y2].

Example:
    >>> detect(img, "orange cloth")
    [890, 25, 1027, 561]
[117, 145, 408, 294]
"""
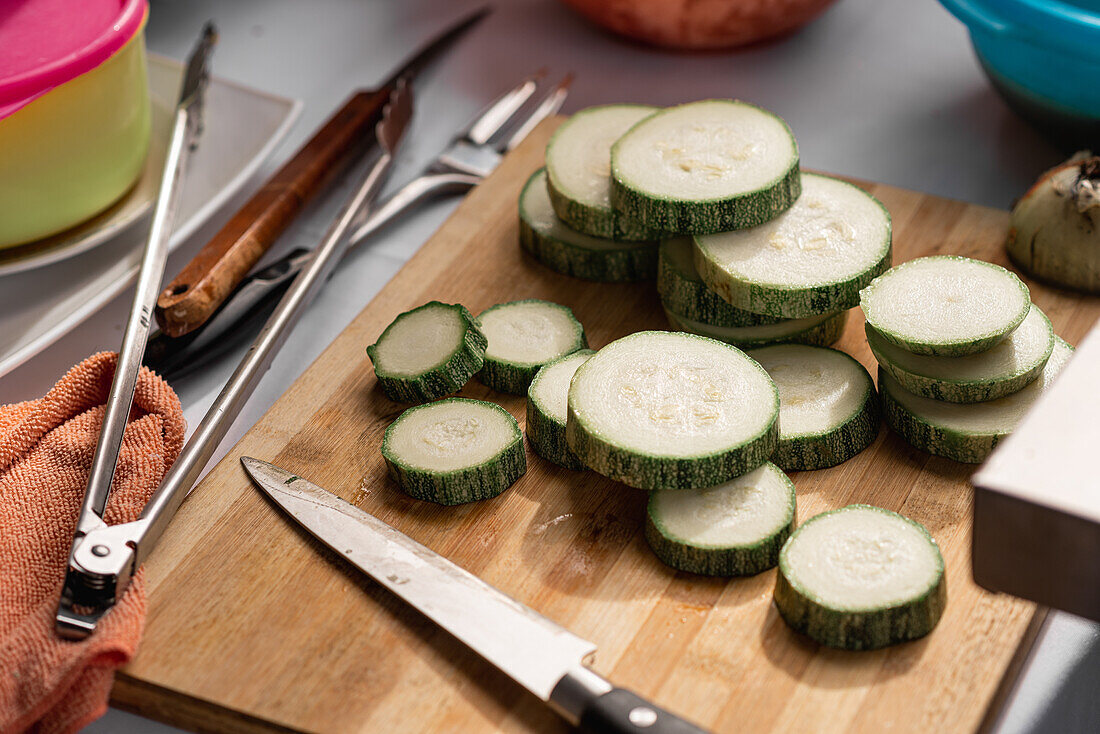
[0, 353, 185, 734]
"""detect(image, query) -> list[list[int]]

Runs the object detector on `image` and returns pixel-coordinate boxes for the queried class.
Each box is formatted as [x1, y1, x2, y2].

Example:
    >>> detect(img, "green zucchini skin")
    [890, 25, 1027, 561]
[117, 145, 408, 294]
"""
[644, 465, 796, 576]
[525, 350, 596, 470]
[519, 217, 658, 283]
[665, 308, 848, 350]
[609, 101, 801, 235]
[656, 238, 781, 327]
[366, 302, 487, 404]
[544, 104, 663, 241]
[879, 368, 997, 464]
[612, 162, 801, 236]
[567, 416, 777, 490]
[859, 256, 1031, 357]
[547, 181, 662, 241]
[519, 171, 658, 283]
[694, 238, 893, 320]
[773, 381, 880, 472]
[866, 320, 1052, 404]
[477, 299, 588, 395]
[525, 397, 584, 470]
[381, 399, 526, 505]
[774, 505, 947, 651]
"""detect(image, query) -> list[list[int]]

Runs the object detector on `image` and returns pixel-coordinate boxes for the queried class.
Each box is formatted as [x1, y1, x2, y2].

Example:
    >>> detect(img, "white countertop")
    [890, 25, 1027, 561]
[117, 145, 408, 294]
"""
[4, 0, 1095, 731]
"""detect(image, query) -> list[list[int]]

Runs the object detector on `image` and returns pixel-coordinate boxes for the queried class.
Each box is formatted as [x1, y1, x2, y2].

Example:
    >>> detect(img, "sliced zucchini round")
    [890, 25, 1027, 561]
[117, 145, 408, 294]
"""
[519, 169, 658, 282]
[381, 398, 526, 505]
[525, 349, 596, 470]
[645, 462, 795, 576]
[657, 237, 781, 327]
[860, 256, 1031, 357]
[477, 299, 587, 395]
[880, 338, 1074, 463]
[610, 100, 801, 234]
[868, 303, 1054, 404]
[366, 301, 487, 403]
[694, 173, 892, 318]
[545, 104, 662, 240]
[664, 307, 848, 350]
[566, 330, 779, 490]
[774, 504, 946, 650]
[749, 345, 879, 471]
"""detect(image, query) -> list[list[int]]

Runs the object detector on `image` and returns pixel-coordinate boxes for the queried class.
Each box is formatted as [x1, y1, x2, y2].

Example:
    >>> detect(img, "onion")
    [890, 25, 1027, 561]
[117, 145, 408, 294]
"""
[1007, 152, 1100, 294]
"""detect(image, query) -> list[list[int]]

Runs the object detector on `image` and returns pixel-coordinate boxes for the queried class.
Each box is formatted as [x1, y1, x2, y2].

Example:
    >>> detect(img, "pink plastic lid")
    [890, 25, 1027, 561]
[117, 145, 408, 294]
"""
[0, 0, 148, 120]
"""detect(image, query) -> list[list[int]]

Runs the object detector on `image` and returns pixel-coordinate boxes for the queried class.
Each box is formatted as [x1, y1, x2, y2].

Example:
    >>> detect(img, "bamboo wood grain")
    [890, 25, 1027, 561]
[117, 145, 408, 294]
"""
[155, 88, 391, 337]
[117, 117, 1100, 734]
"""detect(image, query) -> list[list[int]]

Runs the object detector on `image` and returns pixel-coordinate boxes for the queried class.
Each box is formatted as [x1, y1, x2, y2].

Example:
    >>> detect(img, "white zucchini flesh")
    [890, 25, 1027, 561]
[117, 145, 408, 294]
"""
[650, 463, 792, 545]
[693, 173, 891, 317]
[384, 399, 517, 472]
[868, 303, 1054, 403]
[525, 349, 596, 469]
[751, 345, 869, 437]
[781, 506, 942, 611]
[480, 300, 584, 365]
[646, 462, 795, 576]
[612, 101, 796, 201]
[860, 256, 1031, 356]
[749, 344, 879, 470]
[530, 351, 592, 425]
[545, 104, 659, 238]
[370, 304, 470, 376]
[566, 331, 778, 489]
[880, 339, 1073, 462]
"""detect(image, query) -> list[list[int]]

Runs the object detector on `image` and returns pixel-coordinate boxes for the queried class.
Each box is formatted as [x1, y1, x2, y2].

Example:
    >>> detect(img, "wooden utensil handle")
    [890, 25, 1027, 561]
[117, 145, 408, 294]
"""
[155, 87, 391, 337]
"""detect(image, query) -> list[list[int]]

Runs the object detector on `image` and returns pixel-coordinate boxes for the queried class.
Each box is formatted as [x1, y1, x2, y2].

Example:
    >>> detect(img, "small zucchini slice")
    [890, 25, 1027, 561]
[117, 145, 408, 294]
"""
[381, 398, 526, 505]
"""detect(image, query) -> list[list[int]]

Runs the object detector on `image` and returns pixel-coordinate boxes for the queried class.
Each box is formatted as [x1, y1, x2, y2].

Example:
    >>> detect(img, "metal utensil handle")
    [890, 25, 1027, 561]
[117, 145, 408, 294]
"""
[76, 108, 193, 534]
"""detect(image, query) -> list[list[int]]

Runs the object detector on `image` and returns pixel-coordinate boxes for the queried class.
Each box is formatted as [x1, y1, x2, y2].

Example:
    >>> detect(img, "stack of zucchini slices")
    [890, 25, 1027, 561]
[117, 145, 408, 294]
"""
[862, 255, 1074, 463]
[520, 105, 662, 282]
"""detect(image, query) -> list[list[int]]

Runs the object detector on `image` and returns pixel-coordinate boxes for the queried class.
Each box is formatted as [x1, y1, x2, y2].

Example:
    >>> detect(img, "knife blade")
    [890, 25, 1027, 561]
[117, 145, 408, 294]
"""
[241, 457, 708, 733]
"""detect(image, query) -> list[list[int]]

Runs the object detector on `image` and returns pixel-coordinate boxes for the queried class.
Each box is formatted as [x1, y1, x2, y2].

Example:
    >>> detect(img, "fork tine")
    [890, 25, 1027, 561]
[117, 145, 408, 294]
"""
[503, 73, 573, 153]
[465, 68, 547, 146]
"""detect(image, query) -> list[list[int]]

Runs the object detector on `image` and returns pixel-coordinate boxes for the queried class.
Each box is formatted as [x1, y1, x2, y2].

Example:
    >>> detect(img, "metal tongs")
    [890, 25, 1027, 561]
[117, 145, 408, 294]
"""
[57, 38, 413, 639]
[56, 23, 218, 639]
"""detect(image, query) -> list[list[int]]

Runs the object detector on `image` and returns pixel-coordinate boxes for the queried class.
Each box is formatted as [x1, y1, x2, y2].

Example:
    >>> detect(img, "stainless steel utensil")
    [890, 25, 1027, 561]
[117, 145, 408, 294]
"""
[242, 458, 708, 734]
[55, 78, 413, 641]
[57, 22, 217, 637]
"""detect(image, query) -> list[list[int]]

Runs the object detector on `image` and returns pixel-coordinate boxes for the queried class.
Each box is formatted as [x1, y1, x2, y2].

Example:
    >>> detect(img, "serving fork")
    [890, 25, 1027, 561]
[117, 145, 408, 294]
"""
[144, 71, 573, 379]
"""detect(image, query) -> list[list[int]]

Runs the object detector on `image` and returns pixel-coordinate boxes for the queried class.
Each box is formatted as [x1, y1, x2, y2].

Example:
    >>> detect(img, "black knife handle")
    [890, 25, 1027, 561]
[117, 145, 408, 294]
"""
[577, 688, 708, 734]
[144, 247, 313, 380]
[551, 672, 708, 734]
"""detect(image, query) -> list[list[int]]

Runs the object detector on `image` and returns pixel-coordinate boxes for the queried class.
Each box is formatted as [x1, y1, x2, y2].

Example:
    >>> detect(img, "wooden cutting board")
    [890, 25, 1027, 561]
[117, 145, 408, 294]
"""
[113, 118, 1100, 734]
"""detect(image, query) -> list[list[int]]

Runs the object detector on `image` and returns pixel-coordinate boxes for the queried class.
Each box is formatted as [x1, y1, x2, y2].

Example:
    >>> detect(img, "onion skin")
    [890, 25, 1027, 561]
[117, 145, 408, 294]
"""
[1007, 153, 1100, 294]
[558, 0, 840, 50]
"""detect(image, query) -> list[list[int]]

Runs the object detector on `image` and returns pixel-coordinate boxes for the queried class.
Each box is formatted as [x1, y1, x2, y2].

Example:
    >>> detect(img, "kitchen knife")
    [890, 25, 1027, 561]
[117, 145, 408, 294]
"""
[154, 6, 490, 338]
[241, 457, 708, 734]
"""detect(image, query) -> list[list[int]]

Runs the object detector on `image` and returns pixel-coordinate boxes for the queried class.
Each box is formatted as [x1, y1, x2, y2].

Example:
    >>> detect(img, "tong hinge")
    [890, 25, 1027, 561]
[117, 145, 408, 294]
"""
[56, 521, 143, 640]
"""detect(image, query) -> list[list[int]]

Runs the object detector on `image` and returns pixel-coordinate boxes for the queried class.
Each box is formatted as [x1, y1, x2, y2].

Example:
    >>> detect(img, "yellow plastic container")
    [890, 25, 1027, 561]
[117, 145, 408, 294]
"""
[0, 0, 151, 248]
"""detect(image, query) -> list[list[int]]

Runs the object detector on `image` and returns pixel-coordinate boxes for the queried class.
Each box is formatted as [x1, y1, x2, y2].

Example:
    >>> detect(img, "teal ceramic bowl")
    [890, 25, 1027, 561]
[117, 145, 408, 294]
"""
[939, 0, 1100, 148]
